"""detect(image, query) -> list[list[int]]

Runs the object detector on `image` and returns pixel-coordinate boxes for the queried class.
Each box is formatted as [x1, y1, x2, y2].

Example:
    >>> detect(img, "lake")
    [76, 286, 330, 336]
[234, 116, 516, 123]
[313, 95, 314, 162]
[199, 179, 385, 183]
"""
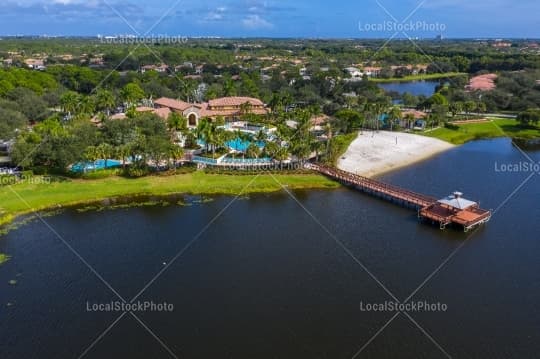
[378, 80, 440, 97]
[1, 138, 539, 359]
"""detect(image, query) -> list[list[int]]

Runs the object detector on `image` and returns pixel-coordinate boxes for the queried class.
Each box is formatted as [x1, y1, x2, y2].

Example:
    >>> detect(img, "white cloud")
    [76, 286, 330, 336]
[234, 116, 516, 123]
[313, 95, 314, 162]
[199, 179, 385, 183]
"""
[242, 14, 272, 29]
[202, 6, 227, 22]
[204, 12, 224, 21]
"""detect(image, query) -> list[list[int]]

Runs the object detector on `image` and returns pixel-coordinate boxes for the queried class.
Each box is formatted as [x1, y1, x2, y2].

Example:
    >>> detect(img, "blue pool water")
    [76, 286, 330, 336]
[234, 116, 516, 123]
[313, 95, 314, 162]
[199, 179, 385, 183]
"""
[226, 138, 265, 152]
[71, 159, 122, 172]
[198, 138, 265, 152]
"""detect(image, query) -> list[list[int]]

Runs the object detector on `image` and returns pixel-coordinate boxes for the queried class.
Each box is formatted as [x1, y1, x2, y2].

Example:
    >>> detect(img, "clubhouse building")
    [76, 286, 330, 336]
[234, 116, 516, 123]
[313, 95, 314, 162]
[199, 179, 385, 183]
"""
[153, 96, 269, 127]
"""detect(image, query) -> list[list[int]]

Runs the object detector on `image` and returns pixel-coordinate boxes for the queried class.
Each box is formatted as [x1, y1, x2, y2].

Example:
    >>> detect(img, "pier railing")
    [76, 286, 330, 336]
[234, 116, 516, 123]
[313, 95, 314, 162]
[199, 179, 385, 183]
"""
[307, 163, 491, 232]
[307, 163, 437, 209]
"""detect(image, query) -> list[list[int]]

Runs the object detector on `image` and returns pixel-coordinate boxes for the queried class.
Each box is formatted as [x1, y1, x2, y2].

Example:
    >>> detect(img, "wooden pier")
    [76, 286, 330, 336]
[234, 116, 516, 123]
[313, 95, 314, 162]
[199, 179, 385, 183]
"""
[308, 163, 491, 232]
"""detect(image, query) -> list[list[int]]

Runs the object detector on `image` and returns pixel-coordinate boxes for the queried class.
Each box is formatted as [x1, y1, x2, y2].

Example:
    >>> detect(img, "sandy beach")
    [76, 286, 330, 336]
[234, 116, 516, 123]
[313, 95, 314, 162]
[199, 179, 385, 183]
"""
[338, 131, 455, 177]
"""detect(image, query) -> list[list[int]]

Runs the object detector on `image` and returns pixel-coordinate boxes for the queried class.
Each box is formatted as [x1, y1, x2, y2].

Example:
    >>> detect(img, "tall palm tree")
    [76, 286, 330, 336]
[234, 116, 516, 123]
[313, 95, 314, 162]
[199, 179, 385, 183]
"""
[275, 147, 289, 169]
[169, 145, 185, 169]
[310, 138, 324, 162]
[255, 129, 267, 145]
[388, 106, 403, 131]
[60, 91, 81, 118]
[97, 143, 114, 169]
[195, 119, 210, 152]
[116, 144, 130, 170]
[263, 141, 280, 159]
[404, 113, 416, 130]
[79, 96, 96, 116]
[84, 146, 99, 172]
[239, 101, 253, 122]
[167, 113, 187, 142]
[95, 89, 116, 116]
[372, 102, 388, 132]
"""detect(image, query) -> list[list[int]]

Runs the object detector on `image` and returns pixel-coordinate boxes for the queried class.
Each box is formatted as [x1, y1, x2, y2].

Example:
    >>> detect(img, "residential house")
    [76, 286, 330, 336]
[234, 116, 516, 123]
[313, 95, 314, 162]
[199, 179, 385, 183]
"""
[24, 58, 46, 70]
[362, 66, 382, 77]
[140, 64, 169, 73]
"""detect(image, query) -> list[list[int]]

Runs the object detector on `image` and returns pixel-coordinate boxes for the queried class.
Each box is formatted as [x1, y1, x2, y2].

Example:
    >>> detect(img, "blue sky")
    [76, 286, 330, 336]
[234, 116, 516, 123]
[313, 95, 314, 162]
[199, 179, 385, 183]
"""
[0, 0, 539, 38]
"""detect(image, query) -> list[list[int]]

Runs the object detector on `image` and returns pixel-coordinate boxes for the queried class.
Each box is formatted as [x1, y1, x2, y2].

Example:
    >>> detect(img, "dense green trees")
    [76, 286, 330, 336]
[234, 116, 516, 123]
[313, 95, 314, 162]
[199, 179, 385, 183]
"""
[3, 38, 540, 174]
[517, 109, 540, 126]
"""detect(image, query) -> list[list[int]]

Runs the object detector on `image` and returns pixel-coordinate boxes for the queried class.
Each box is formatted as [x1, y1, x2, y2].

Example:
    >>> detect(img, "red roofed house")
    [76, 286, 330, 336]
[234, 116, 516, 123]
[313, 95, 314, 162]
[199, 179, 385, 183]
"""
[154, 96, 268, 128]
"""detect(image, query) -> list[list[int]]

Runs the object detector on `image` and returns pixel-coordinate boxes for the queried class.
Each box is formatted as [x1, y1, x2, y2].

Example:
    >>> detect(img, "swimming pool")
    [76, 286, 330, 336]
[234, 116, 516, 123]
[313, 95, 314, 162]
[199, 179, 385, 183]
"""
[226, 138, 265, 152]
[197, 138, 265, 152]
[71, 159, 122, 172]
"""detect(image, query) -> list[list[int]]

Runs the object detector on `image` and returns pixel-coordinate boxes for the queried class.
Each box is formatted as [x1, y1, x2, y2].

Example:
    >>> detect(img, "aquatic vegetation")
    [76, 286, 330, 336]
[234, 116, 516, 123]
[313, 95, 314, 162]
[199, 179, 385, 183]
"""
[0, 253, 10, 265]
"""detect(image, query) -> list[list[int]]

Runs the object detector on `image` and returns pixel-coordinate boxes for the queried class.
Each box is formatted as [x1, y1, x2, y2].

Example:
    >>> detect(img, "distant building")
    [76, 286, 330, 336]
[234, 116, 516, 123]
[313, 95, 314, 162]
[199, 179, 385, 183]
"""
[140, 64, 169, 73]
[344, 67, 363, 78]
[362, 66, 382, 77]
[492, 41, 512, 48]
[466, 74, 497, 91]
[24, 58, 46, 70]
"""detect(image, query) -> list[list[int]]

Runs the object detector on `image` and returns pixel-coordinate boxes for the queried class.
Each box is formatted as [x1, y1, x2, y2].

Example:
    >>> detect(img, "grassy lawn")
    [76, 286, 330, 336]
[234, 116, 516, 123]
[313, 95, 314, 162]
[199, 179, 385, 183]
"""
[0, 172, 339, 226]
[422, 119, 540, 145]
[370, 72, 467, 83]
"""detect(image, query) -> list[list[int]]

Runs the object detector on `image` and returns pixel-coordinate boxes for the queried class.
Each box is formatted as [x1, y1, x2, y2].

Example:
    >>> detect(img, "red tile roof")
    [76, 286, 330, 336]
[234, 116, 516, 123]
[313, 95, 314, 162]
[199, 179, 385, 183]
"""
[208, 97, 264, 108]
[153, 97, 268, 118]
[466, 74, 497, 91]
[402, 110, 427, 119]
[310, 114, 330, 126]
[153, 107, 171, 119]
[136, 106, 155, 112]
[154, 98, 194, 111]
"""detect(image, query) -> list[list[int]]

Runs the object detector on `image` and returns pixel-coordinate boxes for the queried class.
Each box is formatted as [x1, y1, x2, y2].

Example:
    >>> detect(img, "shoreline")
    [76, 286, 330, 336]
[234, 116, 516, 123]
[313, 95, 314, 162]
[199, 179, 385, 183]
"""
[0, 172, 340, 229]
[338, 131, 455, 178]
[370, 72, 467, 83]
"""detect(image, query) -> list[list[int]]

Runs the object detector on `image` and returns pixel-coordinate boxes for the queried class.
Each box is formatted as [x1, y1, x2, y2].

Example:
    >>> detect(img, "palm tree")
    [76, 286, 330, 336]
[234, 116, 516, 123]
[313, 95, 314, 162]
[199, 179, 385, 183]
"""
[79, 96, 96, 116]
[121, 83, 145, 107]
[167, 113, 187, 142]
[116, 144, 130, 170]
[195, 119, 210, 152]
[239, 101, 253, 122]
[255, 130, 267, 145]
[310, 138, 324, 162]
[95, 89, 116, 116]
[274, 147, 289, 169]
[60, 91, 81, 118]
[97, 143, 114, 169]
[246, 143, 261, 159]
[84, 146, 99, 172]
[372, 102, 387, 132]
[388, 106, 402, 131]
[324, 123, 333, 154]
[169, 145, 185, 169]
[404, 113, 416, 130]
[269, 93, 283, 114]
[263, 141, 280, 159]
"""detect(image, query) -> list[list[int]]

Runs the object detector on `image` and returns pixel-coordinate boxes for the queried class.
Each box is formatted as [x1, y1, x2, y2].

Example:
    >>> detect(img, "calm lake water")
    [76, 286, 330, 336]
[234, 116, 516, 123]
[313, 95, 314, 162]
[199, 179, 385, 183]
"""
[379, 80, 439, 97]
[1, 138, 539, 359]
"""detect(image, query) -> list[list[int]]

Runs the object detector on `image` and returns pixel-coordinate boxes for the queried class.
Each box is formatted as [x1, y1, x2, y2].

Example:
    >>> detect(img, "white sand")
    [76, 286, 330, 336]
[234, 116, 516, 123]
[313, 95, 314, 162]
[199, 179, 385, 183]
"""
[337, 131, 454, 177]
